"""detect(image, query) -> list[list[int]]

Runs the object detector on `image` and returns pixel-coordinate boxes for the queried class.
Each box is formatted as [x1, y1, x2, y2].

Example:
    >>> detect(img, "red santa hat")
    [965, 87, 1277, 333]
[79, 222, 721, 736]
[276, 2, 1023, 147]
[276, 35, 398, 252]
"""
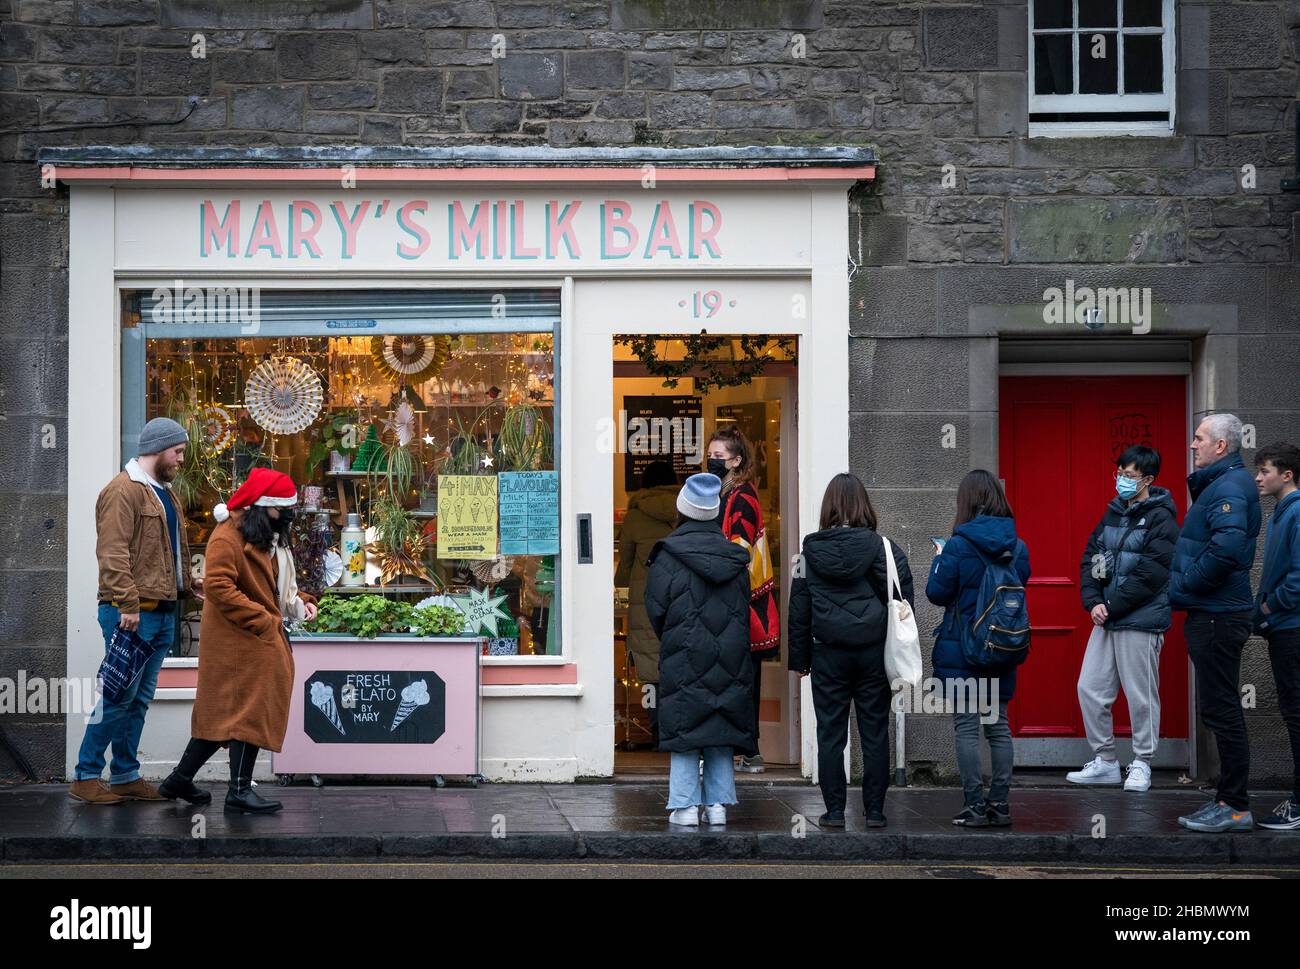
[213, 467, 298, 523]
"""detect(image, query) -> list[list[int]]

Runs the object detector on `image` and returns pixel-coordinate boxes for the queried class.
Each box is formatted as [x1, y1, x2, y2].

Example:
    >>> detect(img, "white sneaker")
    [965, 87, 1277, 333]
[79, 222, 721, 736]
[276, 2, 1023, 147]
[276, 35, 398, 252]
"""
[704, 803, 727, 825]
[1123, 759, 1152, 792]
[1065, 756, 1122, 785]
[668, 807, 699, 826]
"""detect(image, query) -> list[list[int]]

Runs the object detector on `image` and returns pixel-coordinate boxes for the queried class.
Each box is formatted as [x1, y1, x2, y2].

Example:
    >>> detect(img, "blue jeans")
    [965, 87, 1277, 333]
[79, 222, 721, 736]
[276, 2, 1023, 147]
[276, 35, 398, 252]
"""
[75, 603, 175, 783]
[667, 747, 737, 809]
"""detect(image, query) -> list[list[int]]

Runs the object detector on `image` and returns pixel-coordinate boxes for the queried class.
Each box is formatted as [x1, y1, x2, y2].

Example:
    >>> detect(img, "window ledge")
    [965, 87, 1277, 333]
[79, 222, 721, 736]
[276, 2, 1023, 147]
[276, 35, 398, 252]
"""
[1029, 122, 1174, 138]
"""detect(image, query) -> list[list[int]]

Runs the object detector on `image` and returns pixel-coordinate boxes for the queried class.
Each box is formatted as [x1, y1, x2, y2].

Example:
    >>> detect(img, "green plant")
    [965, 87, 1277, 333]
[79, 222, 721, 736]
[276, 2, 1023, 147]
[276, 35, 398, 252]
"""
[306, 593, 465, 638]
[167, 390, 233, 509]
[442, 413, 484, 475]
[615, 334, 796, 393]
[409, 603, 466, 636]
[495, 402, 552, 471]
[381, 441, 417, 499]
[369, 494, 416, 551]
[307, 409, 360, 475]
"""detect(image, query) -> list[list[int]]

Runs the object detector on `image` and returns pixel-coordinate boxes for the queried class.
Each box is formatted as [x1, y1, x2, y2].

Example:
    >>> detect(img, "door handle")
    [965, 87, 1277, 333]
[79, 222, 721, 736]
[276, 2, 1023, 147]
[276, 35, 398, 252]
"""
[577, 513, 593, 564]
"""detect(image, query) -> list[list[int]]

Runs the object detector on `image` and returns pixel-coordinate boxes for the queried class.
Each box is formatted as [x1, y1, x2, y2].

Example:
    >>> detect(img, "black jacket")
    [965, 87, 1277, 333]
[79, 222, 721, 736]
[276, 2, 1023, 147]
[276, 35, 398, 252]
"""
[644, 519, 757, 756]
[788, 526, 914, 674]
[1079, 487, 1180, 632]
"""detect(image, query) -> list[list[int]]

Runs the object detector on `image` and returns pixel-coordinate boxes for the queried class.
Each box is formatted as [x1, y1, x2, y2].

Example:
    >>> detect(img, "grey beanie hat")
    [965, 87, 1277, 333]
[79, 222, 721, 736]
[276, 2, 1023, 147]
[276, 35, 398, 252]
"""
[137, 417, 189, 456]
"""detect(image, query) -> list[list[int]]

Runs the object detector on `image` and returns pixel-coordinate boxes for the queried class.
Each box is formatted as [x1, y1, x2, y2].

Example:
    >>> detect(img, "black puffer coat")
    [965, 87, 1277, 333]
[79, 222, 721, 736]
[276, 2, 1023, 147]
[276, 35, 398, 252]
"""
[1079, 486, 1180, 632]
[788, 526, 914, 673]
[644, 519, 756, 755]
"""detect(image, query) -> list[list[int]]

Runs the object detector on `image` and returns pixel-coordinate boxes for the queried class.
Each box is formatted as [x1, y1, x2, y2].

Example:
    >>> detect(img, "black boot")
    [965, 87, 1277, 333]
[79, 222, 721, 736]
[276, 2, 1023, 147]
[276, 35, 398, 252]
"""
[224, 740, 282, 814]
[160, 738, 218, 804]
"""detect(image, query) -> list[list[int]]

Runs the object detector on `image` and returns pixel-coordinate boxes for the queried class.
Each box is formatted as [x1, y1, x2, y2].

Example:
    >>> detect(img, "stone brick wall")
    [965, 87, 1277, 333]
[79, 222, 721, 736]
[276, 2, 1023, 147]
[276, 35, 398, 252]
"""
[1, 0, 1297, 783]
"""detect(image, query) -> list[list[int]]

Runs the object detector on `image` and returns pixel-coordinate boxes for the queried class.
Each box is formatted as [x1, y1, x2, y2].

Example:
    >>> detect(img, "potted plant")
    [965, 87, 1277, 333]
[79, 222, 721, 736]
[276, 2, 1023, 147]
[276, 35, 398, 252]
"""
[304, 593, 465, 638]
[308, 409, 360, 475]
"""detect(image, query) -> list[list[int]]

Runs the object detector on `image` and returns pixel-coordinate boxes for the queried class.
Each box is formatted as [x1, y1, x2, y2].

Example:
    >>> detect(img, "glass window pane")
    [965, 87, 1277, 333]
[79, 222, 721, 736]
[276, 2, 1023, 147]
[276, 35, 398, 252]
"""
[1123, 33, 1163, 92]
[1079, 32, 1119, 92]
[1033, 0, 1072, 29]
[1124, 0, 1163, 27]
[1034, 34, 1074, 95]
[1080, 0, 1119, 28]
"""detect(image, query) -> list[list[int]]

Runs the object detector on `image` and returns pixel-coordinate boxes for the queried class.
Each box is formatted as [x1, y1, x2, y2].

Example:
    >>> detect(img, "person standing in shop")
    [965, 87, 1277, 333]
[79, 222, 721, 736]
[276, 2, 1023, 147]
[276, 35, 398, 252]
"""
[615, 460, 680, 745]
[71, 417, 200, 805]
[707, 426, 780, 773]
[158, 468, 315, 814]
[645, 473, 755, 826]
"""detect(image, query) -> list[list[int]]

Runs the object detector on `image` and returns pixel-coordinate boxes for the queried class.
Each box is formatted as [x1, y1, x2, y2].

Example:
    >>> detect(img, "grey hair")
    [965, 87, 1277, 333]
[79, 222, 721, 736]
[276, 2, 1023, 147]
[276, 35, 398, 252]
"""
[1201, 413, 1243, 453]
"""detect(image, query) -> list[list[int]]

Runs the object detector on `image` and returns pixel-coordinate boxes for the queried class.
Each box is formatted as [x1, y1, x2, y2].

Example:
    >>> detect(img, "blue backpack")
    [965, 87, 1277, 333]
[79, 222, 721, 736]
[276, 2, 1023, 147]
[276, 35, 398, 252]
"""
[958, 543, 1031, 669]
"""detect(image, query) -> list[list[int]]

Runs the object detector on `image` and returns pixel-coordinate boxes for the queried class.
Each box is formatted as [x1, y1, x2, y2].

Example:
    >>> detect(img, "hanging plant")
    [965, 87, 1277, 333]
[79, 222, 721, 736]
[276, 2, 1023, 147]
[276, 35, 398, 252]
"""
[615, 334, 796, 393]
[494, 402, 552, 472]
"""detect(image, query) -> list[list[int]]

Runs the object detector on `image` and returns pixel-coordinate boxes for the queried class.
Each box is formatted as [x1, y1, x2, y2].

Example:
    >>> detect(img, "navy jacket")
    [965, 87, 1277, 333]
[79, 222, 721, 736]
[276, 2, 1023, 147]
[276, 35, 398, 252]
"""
[925, 515, 1032, 701]
[1169, 453, 1261, 614]
[1078, 487, 1180, 633]
[1256, 490, 1300, 635]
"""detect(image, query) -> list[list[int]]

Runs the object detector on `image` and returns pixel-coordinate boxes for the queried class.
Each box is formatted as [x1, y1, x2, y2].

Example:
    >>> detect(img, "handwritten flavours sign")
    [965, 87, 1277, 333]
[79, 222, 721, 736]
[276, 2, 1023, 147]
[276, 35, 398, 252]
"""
[197, 196, 724, 264]
[498, 471, 559, 556]
[306, 671, 446, 745]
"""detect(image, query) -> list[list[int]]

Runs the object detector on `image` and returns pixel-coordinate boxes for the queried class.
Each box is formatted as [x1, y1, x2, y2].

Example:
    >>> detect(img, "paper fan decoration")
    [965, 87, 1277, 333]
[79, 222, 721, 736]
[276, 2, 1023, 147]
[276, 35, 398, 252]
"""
[200, 405, 235, 454]
[244, 356, 323, 435]
[322, 550, 343, 587]
[385, 400, 416, 447]
[371, 335, 453, 383]
[470, 555, 514, 585]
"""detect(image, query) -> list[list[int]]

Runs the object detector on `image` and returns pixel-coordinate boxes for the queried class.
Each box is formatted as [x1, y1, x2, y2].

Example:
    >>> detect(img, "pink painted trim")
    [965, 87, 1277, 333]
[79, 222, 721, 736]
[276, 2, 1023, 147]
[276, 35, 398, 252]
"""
[54, 165, 875, 184]
[482, 663, 578, 686]
[158, 668, 198, 689]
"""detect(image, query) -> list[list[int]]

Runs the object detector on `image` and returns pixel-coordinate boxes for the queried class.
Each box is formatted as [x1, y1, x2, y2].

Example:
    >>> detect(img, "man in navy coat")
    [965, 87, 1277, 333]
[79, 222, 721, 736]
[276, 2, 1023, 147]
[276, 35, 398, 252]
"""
[1171, 413, 1261, 833]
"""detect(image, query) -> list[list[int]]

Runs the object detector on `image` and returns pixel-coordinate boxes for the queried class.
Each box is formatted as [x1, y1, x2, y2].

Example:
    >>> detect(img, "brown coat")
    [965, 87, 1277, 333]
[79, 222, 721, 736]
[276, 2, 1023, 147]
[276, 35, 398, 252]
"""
[96, 462, 192, 612]
[192, 513, 298, 752]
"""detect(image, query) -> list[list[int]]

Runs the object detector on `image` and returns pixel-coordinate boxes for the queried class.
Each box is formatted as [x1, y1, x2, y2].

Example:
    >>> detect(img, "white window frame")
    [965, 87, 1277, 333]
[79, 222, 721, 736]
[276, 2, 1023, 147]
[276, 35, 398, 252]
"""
[1028, 0, 1177, 137]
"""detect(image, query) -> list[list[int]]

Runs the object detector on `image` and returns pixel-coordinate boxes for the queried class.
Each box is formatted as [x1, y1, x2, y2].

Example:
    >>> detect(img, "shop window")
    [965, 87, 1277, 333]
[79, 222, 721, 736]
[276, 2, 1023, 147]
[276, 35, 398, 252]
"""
[121, 289, 559, 658]
[1028, 0, 1175, 136]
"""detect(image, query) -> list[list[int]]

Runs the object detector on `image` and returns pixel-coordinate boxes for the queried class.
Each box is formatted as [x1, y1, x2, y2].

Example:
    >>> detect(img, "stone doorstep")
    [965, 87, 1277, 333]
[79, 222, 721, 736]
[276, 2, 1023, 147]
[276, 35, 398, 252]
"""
[1, 830, 1294, 865]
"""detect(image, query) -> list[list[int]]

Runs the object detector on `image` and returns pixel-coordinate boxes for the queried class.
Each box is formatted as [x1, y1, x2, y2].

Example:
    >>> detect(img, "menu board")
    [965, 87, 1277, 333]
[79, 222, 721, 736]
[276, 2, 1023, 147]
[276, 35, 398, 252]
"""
[437, 474, 498, 560]
[623, 395, 703, 487]
[305, 670, 446, 745]
[498, 470, 560, 556]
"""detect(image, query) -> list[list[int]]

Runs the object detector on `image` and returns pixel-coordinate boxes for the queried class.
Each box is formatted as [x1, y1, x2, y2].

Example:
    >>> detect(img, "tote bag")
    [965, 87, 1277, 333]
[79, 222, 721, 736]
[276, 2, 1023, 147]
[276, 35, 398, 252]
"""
[881, 537, 923, 690]
[98, 625, 164, 705]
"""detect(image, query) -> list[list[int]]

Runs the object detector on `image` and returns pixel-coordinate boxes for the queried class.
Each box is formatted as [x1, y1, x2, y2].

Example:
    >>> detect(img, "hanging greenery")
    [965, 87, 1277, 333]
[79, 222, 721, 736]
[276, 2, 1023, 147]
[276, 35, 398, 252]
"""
[615, 334, 796, 393]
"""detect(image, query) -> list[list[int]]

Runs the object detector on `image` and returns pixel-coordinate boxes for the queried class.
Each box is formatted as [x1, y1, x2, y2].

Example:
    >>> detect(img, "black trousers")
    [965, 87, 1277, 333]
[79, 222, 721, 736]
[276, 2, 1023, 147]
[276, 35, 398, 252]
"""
[1186, 610, 1253, 811]
[1267, 627, 1300, 803]
[811, 643, 891, 814]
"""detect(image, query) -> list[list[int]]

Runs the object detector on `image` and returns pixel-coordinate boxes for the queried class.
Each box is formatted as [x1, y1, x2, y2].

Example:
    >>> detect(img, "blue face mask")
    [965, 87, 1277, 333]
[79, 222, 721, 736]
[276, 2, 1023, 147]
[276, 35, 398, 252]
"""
[1116, 475, 1141, 499]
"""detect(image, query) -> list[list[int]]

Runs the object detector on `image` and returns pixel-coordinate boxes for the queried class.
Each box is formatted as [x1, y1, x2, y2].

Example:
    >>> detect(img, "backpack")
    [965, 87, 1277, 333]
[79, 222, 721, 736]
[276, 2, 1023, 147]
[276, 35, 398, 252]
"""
[958, 542, 1031, 669]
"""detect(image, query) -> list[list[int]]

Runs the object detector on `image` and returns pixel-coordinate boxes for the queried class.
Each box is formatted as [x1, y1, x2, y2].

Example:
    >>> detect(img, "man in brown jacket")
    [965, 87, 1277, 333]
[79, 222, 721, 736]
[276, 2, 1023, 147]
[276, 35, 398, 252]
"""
[70, 417, 202, 804]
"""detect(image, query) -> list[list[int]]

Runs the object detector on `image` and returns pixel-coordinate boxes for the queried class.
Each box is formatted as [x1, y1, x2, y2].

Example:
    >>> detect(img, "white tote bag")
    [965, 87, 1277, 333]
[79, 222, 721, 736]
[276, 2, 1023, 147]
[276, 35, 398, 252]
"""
[880, 537, 923, 690]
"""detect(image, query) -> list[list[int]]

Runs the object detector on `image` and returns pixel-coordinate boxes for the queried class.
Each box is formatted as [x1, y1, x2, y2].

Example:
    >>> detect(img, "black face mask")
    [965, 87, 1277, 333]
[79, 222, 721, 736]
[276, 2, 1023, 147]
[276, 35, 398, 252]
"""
[274, 508, 296, 533]
[706, 458, 729, 478]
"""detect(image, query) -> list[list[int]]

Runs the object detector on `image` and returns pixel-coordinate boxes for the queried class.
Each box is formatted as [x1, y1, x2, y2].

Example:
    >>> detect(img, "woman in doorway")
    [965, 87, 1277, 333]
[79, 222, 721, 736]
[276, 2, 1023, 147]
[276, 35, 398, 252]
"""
[926, 470, 1031, 828]
[615, 460, 679, 746]
[707, 426, 780, 773]
[158, 468, 316, 814]
[788, 473, 913, 828]
[645, 473, 755, 826]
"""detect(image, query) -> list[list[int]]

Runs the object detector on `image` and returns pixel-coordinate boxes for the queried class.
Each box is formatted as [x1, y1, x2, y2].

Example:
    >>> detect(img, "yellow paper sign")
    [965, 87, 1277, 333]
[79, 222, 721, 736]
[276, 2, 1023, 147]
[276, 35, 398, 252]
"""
[437, 475, 498, 560]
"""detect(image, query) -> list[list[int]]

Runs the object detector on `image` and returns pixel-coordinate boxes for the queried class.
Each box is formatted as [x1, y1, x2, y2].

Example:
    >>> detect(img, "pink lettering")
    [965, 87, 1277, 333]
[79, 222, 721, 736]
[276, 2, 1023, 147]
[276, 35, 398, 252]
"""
[690, 201, 722, 259]
[289, 201, 323, 259]
[329, 200, 372, 259]
[643, 201, 683, 259]
[396, 200, 430, 260]
[546, 200, 582, 259]
[200, 199, 240, 258]
[449, 200, 488, 259]
[510, 201, 540, 259]
[601, 200, 637, 259]
[245, 200, 284, 258]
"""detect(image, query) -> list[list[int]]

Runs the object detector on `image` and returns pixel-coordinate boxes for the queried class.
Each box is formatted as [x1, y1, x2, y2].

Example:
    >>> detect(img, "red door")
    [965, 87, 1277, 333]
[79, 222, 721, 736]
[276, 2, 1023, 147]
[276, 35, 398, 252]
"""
[999, 376, 1188, 741]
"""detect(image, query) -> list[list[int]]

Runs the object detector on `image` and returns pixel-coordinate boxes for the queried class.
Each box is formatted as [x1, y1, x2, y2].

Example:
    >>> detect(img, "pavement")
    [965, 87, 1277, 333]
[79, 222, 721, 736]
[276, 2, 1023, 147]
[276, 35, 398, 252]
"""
[3, 778, 1300, 865]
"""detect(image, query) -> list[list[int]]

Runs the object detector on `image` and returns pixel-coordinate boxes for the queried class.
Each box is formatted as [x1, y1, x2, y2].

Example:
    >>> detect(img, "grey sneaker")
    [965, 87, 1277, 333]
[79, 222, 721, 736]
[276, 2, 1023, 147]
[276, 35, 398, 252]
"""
[1182, 802, 1254, 833]
[736, 755, 765, 774]
[1177, 800, 1219, 828]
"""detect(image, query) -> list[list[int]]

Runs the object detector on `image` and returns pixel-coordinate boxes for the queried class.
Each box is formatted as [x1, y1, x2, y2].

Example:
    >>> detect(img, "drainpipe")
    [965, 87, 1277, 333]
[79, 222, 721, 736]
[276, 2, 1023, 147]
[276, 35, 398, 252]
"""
[895, 707, 907, 787]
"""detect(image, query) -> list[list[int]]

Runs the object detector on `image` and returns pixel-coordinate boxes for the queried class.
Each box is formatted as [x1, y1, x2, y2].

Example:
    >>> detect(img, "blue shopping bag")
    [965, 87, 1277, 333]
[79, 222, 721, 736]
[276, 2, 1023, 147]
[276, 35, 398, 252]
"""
[97, 625, 163, 705]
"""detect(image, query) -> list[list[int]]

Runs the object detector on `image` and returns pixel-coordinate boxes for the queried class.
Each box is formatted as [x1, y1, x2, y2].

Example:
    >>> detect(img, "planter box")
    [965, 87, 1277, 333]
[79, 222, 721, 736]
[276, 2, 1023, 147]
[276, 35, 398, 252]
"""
[274, 634, 484, 778]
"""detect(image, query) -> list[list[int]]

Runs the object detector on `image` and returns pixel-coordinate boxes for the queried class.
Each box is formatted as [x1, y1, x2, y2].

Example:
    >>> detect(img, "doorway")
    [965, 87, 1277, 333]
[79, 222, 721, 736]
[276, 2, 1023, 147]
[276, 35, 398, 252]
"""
[611, 336, 801, 775]
[999, 375, 1190, 768]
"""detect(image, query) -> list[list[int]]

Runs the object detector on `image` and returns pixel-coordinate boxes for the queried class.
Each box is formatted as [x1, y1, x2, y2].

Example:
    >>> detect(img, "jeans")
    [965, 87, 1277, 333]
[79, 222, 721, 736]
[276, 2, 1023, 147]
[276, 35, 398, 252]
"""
[811, 643, 891, 814]
[1267, 627, 1300, 803]
[953, 699, 1012, 807]
[1186, 610, 1253, 811]
[667, 747, 737, 809]
[75, 602, 175, 783]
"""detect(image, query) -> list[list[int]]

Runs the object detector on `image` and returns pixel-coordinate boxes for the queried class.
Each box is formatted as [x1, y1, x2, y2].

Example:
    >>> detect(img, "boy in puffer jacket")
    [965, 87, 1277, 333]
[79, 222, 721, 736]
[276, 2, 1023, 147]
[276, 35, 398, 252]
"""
[1071, 445, 1179, 793]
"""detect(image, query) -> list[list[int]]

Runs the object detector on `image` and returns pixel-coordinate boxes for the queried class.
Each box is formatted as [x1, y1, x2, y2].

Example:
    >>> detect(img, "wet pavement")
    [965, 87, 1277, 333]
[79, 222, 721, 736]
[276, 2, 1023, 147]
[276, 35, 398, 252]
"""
[3, 781, 1299, 864]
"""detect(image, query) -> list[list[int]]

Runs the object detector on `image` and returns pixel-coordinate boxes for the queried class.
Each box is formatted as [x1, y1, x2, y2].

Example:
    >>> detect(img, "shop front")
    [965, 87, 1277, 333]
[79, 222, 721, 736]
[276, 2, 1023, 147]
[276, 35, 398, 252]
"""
[53, 146, 874, 782]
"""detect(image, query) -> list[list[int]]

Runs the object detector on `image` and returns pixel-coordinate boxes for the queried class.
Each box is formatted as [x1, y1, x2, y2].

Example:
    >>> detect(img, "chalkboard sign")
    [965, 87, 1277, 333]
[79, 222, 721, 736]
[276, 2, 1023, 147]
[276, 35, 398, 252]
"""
[305, 670, 446, 745]
[623, 395, 703, 487]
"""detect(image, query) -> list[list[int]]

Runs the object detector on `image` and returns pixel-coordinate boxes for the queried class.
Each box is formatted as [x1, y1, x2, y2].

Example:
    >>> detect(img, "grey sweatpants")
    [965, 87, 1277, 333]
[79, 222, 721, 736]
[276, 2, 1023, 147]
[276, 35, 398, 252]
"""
[1077, 625, 1164, 761]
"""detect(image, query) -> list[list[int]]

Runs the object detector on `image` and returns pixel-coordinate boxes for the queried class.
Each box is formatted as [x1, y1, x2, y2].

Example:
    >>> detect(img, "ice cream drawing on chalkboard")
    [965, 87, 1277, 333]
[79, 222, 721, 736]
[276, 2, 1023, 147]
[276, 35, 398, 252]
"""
[390, 679, 431, 731]
[310, 680, 346, 735]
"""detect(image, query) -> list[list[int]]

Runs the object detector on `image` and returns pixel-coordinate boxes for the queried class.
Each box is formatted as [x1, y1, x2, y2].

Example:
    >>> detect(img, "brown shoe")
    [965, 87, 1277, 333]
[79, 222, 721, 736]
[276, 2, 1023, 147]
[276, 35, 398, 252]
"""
[68, 779, 126, 805]
[109, 779, 166, 801]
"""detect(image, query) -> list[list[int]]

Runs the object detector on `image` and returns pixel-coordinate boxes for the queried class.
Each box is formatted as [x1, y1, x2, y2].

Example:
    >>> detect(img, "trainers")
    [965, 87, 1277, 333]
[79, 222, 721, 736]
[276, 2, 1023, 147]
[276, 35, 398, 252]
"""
[67, 779, 125, 805]
[1177, 800, 1219, 828]
[704, 803, 726, 825]
[736, 755, 765, 774]
[109, 778, 166, 801]
[986, 801, 1012, 827]
[952, 804, 990, 827]
[817, 811, 846, 828]
[1257, 799, 1300, 831]
[1123, 760, 1152, 792]
[865, 808, 887, 828]
[1066, 757, 1122, 785]
[1182, 802, 1254, 833]
[668, 807, 700, 826]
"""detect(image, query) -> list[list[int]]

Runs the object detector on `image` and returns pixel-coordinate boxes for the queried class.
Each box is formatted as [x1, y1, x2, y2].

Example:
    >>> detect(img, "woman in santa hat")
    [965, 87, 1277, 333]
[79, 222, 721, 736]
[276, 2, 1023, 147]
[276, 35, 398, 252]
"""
[158, 468, 317, 814]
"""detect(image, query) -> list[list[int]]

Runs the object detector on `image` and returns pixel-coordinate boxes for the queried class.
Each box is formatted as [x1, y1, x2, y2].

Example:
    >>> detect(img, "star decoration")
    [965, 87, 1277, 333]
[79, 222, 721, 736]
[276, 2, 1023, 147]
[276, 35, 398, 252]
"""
[422, 433, 436, 446]
[451, 586, 512, 636]
[481, 454, 494, 469]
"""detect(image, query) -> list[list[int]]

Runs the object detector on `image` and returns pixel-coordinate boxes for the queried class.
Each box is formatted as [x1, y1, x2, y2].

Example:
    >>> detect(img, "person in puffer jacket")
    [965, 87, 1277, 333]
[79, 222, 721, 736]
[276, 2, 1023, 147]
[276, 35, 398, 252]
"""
[1070, 445, 1180, 794]
[788, 473, 913, 829]
[1170, 414, 1261, 834]
[644, 473, 755, 828]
